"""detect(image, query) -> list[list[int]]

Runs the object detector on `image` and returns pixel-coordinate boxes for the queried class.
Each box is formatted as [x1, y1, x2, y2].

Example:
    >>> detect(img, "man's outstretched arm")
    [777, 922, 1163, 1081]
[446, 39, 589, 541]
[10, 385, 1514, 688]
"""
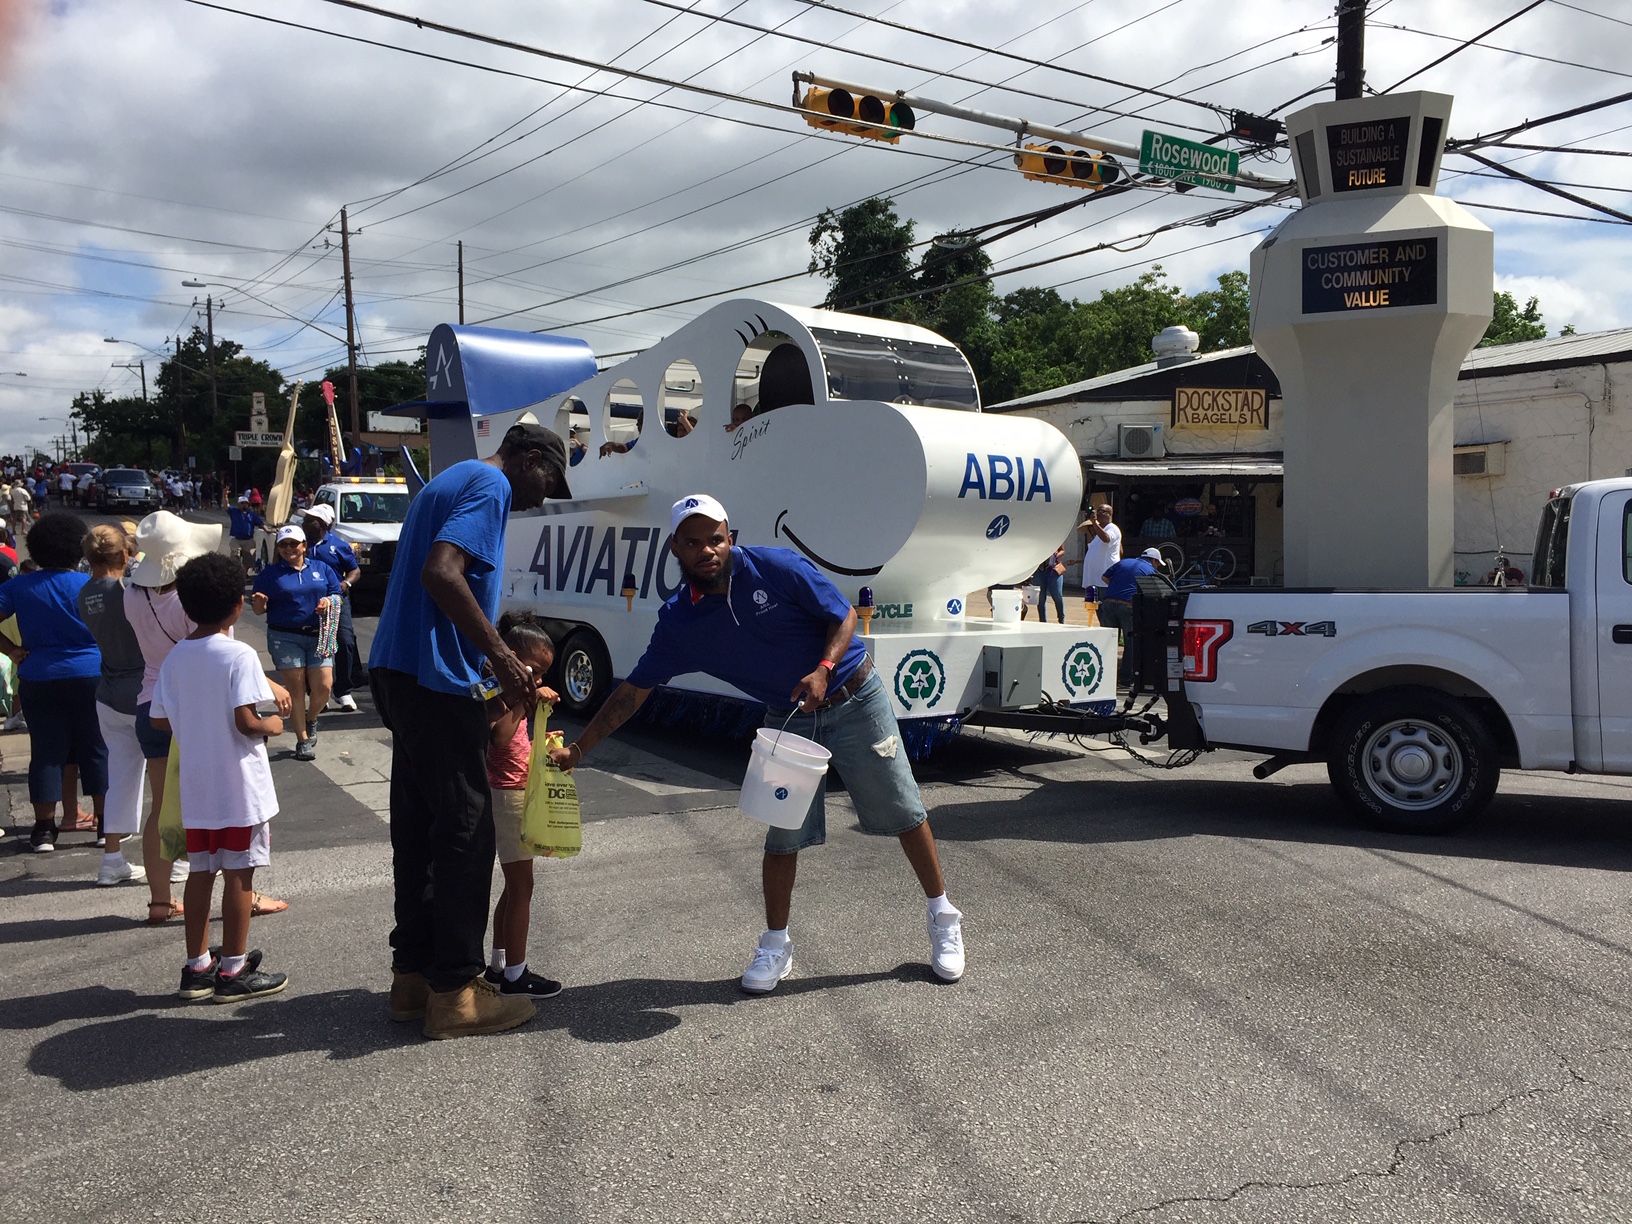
[550, 681, 651, 771]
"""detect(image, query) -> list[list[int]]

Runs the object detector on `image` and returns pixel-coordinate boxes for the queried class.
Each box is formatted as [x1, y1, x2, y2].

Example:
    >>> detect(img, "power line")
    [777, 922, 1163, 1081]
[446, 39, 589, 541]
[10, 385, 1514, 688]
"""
[1381, 0, 1546, 93]
[1374, 20, 1632, 82]
[1449, 88, 1632, 151]
[1455, 198, 1632, 224]
[1451, 147, 1632, 223]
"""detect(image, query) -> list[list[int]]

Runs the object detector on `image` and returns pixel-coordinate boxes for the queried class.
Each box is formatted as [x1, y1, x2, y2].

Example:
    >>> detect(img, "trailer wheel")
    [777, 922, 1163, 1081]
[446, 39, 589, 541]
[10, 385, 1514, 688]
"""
[1327, 688, 1499, 834]
[555, 629, 612, 717]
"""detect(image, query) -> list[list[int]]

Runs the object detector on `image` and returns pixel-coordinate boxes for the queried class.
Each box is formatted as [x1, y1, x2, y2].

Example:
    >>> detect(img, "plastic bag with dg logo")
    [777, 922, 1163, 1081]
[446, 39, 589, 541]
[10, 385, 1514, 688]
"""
[520, 703, 581, 858]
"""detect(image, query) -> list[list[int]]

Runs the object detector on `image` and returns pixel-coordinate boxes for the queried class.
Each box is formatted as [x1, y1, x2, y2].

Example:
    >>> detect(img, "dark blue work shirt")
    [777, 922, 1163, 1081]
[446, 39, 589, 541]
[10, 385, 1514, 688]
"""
[309, 531, 358, 580]
[1101, 557, 1156, 602]
[253, 557, 341, 631]
[228, 507, 263, 540]
[626, 546, 868, 708]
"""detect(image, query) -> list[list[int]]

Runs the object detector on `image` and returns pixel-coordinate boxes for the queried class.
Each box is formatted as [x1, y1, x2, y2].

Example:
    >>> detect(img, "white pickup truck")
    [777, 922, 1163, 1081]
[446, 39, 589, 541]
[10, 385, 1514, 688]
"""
[1160, 477, 1632, 833]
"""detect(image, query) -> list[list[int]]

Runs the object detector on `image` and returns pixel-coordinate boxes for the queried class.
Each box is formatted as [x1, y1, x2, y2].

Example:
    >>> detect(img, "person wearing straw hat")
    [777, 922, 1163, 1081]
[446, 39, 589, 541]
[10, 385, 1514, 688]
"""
[369, 421, 570, 1040]
[127, 511, 290, 922]
[552, 494, 966, 995]
[251, 525, 341, 761]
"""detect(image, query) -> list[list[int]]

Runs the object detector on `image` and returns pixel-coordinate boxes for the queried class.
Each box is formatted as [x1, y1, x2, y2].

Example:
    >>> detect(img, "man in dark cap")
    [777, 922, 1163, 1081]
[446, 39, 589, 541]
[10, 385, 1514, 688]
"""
[369, 421, 571, 1040]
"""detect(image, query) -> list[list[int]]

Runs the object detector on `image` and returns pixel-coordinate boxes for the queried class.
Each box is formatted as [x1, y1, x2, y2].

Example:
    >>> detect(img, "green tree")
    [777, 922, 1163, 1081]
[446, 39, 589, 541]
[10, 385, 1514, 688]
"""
[808, 197, 917, 315]
[1480, 291, 1549, 346]
[1188, 270, 1251, 351]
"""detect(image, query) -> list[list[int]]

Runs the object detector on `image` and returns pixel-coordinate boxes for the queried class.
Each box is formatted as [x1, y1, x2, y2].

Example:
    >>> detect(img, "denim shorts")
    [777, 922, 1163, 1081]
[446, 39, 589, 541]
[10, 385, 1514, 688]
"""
[134, 701, 171, 760]
[761, 671, 928, 855]
[267, 628, 334, 671]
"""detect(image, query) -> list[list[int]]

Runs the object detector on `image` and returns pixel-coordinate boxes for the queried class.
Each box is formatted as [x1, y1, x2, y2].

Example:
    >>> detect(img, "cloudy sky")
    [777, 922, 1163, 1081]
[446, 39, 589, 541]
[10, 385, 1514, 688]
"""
[0, 0, 1627, 452]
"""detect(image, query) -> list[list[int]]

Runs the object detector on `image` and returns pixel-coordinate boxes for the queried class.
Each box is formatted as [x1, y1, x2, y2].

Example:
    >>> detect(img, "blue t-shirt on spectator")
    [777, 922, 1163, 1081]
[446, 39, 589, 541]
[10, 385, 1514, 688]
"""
[368, 460, 511, 696]
[1101, 556, 1156, 602]
[0, 569, 101, 681]
[228, 507, 263, 540]
[310, 531, 358, 579]
[626, 546, 868, 709]
[253, 557, 340, 631]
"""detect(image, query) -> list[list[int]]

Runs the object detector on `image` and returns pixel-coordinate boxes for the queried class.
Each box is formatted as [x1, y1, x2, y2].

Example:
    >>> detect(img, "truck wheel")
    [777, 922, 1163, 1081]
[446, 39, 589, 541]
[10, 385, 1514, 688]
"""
[1328, 688, 1499, 834]
[555, 629, 612, 717]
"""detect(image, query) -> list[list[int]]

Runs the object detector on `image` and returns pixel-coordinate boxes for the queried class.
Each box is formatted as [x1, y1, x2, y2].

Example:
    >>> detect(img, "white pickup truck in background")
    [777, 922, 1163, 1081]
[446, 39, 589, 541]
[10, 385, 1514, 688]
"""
[1160, 477, 1632, 833]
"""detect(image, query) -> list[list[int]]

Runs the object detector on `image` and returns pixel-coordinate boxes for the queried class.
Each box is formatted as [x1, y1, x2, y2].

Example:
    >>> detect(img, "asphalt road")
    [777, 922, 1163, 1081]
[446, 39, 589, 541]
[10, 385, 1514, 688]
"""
[2, 507, 1631, 1221]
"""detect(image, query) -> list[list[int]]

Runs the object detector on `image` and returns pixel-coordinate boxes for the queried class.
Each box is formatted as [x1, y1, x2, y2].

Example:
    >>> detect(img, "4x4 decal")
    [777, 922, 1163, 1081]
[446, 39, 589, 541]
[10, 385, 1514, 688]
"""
[1247, 620, 1337, 638]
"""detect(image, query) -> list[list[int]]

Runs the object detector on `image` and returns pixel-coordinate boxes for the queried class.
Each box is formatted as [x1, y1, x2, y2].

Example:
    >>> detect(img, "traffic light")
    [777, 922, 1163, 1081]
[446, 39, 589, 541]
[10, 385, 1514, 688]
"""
[1015, 143, 1121, 189]
[798, 87, 915, 143]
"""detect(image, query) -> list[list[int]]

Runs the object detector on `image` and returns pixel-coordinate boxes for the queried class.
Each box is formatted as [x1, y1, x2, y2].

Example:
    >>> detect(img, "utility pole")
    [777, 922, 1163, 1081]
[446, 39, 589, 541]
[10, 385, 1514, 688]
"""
[340, 206, 361, 444]
[458, 239, 465, 325]
[1336, 0, 1367, 100]
[114, 358, 147, 400]
[204, 295, 219, 425]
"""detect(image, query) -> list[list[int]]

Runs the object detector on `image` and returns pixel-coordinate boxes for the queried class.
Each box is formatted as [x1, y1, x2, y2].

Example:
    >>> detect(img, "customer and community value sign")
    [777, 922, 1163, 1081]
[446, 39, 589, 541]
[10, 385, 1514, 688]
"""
[1139, 130, 1238, 192]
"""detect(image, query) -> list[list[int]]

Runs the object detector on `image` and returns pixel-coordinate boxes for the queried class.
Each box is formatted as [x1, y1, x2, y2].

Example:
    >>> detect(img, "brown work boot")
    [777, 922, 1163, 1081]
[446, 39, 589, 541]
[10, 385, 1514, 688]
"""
[422, 974, 536, 1040]
[388, 969, 430, 1022]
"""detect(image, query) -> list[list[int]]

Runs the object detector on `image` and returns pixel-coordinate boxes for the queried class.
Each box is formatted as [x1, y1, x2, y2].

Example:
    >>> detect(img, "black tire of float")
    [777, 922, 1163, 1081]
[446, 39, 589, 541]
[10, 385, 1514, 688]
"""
[1326, 686, 1500, 835]
[554, 628, 613, 718]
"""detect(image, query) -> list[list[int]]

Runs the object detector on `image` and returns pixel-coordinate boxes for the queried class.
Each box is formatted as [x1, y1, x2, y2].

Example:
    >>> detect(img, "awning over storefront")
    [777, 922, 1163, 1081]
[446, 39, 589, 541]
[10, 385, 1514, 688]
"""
[1087, 458, 1284, 477]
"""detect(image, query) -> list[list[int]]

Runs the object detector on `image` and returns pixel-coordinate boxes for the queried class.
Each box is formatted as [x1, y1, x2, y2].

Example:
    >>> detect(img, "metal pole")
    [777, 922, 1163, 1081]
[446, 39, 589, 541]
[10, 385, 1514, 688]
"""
[1336, 0, 1367, 100]
[341, 206, 361, 445]
[458, 239, 465, 325]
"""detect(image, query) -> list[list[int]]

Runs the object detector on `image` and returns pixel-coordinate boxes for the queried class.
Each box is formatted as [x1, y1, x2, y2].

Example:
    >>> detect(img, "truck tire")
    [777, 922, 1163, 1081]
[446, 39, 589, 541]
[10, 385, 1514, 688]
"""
[554, 629, 612, 717]
[1327, 688, 1500, 834]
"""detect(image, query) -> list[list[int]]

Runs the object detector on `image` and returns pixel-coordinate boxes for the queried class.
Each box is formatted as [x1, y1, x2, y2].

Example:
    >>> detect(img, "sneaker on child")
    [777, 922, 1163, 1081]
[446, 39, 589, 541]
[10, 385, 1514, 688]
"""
[928, 905, 965, 983]
[96, 857, 146, 887]
[741, 932, 794, 994]
[213, 965, 288, 1004]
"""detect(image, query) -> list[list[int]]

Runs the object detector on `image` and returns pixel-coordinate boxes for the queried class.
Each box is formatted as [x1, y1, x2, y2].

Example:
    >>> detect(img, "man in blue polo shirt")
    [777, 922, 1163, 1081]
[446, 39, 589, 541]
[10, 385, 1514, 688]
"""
[554, 493, 965, 994]
[302, 503, 363, 714]
[369, 421, 571, 1040]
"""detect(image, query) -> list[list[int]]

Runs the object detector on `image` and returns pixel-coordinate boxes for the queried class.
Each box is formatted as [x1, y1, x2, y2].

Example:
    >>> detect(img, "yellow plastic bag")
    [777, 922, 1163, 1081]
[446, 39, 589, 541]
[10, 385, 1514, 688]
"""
[157, 738, 187, 862]
[520, 702, 580, 859]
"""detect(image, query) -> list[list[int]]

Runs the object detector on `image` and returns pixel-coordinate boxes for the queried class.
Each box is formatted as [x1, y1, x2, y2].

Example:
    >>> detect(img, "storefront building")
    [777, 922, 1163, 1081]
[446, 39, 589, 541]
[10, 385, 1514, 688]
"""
[989, 323, 1632, 587]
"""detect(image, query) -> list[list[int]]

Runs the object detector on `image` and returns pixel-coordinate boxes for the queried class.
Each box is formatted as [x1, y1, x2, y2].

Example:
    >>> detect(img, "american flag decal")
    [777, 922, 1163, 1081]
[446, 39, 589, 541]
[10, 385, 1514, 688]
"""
[476, 418, 490, 438]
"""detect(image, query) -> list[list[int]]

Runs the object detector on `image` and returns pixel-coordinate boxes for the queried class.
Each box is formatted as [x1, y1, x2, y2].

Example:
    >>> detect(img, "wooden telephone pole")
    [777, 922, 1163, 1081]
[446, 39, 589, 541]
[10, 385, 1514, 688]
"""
[340, 206, 361, 444]
[1336, 0, 1367, 100]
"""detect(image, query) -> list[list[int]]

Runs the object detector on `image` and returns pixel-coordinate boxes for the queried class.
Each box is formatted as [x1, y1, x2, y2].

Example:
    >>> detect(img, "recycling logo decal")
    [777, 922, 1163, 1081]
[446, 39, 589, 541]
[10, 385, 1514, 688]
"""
[1061, 641, 1105, 697]
[893, 648, 947, 711]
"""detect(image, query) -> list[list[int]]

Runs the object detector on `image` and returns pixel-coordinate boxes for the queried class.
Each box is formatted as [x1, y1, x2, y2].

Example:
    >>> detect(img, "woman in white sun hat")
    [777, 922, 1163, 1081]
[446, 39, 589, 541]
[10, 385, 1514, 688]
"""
[127, 510, 290, 921]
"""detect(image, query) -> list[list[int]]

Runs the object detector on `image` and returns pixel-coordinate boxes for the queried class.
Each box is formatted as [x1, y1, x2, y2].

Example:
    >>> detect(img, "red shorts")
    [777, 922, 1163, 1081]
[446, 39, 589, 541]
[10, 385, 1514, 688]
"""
[184, 824, 270, 871]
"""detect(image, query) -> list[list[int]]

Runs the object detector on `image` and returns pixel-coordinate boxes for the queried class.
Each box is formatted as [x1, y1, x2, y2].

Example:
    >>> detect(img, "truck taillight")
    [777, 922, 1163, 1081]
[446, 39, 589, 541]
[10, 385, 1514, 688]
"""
[1182, 620, 1232, 683]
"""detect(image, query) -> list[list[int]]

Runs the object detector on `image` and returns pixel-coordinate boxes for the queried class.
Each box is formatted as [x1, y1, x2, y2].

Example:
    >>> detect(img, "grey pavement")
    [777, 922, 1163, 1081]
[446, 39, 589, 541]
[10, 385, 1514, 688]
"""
[1, 526, 1631, 1219]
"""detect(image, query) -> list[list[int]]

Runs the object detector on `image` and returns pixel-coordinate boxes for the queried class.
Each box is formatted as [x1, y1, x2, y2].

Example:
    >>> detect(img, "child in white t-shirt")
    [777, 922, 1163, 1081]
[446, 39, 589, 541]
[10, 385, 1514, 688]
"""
[150, 552, 291, 1004]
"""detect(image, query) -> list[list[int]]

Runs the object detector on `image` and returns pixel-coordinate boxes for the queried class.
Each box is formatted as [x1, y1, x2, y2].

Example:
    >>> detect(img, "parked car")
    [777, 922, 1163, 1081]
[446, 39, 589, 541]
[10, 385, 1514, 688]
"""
[90, 468, 161, 513]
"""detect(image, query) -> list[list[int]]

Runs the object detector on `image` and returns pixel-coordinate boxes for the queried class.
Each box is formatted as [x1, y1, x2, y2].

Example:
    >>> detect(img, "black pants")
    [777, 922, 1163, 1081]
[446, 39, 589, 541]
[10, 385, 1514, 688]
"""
[331, 594, 362, 698]
[371, 668, 494, 992]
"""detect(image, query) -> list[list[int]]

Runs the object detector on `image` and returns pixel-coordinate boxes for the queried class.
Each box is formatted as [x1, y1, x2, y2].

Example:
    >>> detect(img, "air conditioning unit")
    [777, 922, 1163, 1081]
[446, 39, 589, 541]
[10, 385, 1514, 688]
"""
[1118, 423, 1164, 459]
[1453, 441, 1505, 477]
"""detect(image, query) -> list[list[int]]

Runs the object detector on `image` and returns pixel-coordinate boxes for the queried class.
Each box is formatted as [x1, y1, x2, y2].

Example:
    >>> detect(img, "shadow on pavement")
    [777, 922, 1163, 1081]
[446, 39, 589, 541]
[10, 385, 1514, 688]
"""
[0, 913, 137, 945]
[926, 771, 1632, 874]
[27, 967, 928, 1090]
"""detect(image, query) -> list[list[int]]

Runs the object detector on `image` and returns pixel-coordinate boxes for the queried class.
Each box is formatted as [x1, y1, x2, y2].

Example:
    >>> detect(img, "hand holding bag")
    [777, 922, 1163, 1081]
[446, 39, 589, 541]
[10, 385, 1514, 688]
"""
[157, 739, 186, 862]
[520, 702, 581, 859]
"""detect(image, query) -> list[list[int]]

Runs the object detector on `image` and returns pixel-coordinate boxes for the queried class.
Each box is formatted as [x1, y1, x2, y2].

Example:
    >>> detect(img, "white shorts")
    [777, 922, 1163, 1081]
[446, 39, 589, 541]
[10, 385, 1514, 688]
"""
[492, 787, 531, 865]
[184, 822, 272, 872]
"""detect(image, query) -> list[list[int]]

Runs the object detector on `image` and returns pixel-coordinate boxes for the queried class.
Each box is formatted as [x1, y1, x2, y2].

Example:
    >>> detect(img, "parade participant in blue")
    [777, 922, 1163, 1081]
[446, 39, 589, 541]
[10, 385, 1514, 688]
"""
[227, 494, 264, 577]
[369, 421, 570, 1041]
[251, 524, 340, 761]
[301, 503, 363, 714]
[552, 494, 966, 994]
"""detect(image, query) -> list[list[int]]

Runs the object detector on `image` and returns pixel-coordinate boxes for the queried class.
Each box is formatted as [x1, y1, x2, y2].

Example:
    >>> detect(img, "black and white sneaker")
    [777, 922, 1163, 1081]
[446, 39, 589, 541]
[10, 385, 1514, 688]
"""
[178, 956, 220, 1001]
[485, 967, 563, 998]
[29, 820, 58, 853]
[212, 965, 288, 1004]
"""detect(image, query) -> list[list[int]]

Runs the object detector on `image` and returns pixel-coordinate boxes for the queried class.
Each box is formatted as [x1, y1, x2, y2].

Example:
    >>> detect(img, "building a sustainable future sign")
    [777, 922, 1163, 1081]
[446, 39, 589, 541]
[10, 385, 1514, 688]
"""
[1301, 237, 1439, 314]
[1139, 130, 1238, 193]
[1326, 115, 1410, 192]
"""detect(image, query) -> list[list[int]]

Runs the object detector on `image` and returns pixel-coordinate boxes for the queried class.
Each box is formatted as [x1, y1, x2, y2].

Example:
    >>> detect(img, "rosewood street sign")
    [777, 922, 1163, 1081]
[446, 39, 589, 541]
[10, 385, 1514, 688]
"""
[1139, 130, 1238, 193]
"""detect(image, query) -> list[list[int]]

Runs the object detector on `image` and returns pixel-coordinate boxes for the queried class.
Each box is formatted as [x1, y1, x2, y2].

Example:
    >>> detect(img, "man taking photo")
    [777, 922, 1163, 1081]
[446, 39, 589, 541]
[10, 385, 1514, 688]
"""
[552, 494, 965, 994]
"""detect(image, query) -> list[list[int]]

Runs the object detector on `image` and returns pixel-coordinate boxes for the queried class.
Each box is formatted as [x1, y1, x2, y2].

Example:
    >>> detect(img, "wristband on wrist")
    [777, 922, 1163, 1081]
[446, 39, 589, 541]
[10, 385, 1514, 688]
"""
[818, 658, 835, 672]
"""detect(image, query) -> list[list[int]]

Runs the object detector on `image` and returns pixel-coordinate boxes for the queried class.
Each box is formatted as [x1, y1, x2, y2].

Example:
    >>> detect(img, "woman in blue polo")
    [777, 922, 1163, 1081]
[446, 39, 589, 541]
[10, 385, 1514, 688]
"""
[251, 524, 340, 761]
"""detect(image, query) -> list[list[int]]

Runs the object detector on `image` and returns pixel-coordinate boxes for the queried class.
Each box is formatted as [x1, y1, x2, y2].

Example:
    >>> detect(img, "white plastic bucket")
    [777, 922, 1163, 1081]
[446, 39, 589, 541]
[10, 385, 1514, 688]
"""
[739, 728, 831, 829]
[992, 589, 1022, 623]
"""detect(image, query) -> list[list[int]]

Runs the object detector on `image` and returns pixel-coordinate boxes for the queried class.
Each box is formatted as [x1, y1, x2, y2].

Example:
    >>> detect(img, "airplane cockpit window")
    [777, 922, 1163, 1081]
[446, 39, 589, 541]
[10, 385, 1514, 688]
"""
[755, 342, 815, 413]
[809, 327, 980, 411]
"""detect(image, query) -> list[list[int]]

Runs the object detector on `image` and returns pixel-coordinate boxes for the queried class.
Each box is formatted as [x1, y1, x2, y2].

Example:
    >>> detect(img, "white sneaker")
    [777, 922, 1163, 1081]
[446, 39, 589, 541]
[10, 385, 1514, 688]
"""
[170, 859, 191, 883]
[928, 907, 965, 982]
[96, 859, 147, 887]
[337, 694, 358, 712]
[741, 934, 794, 994]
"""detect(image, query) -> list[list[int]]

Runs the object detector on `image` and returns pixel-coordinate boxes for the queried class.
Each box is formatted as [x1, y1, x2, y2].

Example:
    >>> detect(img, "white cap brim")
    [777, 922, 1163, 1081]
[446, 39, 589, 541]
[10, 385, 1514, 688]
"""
[669, 493, 729, 535]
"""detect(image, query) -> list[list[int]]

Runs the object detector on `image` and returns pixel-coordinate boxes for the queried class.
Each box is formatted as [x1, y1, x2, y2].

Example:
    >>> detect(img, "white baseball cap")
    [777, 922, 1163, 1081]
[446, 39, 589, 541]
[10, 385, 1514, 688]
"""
[304, 503, 336, 527]
[276, 524, 305, 545]
[1140, 547, 1164, 561]
[236, 494, 249, 504]
[669, 493, 728, 534]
